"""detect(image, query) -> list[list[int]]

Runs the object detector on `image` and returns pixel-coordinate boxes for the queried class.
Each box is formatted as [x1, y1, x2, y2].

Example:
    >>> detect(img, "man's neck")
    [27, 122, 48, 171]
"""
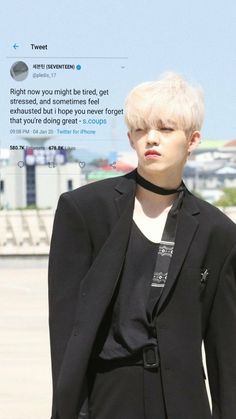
[135, 186, 178, 218]
[137, 166, 183, 191]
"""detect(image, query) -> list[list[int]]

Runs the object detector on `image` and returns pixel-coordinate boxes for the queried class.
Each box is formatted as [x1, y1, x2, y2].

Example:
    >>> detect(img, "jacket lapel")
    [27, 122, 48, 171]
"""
[75, 171, 137, 328]
[155, 192, 200, 315]
[114, 169, 138, 215]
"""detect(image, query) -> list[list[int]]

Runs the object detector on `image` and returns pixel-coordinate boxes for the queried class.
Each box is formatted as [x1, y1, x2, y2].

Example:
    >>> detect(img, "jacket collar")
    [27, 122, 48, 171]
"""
[156, 196, 200, 315]
[114, 169, 137, 215]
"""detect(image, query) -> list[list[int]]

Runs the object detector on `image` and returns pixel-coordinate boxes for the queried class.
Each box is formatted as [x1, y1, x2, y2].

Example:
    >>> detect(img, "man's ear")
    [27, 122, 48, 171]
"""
[128, 131, 135, 149]
[187, 131, 201, 154]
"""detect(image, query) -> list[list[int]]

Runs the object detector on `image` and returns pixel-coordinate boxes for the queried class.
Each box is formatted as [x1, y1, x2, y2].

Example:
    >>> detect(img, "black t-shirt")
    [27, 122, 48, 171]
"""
[92, 220, 160, 360]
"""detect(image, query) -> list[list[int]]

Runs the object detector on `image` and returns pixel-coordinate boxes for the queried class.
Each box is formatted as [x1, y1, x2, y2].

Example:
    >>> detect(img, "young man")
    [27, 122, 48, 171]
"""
[48, 73, 236, 419]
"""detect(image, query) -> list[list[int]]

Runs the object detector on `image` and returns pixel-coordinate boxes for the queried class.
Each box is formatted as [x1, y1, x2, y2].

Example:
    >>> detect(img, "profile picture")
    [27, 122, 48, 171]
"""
[10, 61, 29, 81]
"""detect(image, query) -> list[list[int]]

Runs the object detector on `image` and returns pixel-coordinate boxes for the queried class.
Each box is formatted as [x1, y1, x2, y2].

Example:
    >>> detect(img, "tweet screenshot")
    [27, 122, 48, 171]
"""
[1, 41, 136, 213]
[8, 54, 125, 142]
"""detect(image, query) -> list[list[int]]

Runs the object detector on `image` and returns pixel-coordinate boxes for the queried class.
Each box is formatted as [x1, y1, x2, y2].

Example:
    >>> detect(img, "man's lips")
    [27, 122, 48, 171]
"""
[145, 150, 161, 157]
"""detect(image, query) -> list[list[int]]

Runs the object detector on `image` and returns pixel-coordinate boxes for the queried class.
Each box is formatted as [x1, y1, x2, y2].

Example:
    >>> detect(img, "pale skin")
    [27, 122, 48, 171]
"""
[128, 123, 201, 243]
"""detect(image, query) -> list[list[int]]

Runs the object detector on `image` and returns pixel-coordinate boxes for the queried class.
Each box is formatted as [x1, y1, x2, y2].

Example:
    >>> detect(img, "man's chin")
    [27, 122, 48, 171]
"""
[138, 162, 166, 175]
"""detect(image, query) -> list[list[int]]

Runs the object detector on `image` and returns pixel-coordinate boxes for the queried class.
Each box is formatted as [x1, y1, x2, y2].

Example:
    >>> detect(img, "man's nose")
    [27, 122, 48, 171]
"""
[146, 129, 160, 144]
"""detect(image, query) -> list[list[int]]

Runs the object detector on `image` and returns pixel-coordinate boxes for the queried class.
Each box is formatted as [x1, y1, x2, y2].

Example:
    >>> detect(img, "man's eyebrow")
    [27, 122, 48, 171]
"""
[157, 118, 178, 127]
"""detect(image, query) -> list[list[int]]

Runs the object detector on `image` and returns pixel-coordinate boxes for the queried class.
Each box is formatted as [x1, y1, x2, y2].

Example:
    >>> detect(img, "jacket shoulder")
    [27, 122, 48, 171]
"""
[189, 191, 236, 237]
[70, 174, 123, 198]
[58, 171, 135, 209]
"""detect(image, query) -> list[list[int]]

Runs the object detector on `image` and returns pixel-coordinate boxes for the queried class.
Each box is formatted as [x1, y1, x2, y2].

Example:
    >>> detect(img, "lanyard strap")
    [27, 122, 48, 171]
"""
[147, 189, 185, 321]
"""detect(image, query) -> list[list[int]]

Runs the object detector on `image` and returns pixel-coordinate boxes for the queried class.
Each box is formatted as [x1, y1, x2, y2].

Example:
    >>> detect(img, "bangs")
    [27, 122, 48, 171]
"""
[125, 95, 192, 133]
[124, 74, 205, 133]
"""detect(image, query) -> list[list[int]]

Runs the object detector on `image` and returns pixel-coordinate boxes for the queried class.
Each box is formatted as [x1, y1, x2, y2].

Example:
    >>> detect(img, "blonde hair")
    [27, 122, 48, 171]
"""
[124, 72, 205, 135]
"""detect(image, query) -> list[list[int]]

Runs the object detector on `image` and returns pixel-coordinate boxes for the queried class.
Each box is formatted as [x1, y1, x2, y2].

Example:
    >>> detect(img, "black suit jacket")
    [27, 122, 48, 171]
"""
[48, 169, 236, 419]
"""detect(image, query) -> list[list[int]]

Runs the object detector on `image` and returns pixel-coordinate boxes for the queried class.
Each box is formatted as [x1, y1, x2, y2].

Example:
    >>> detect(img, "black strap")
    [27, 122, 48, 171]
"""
[147, 189, 185, 322]
[136, 169, 185, 196]
[91, 346, 159, 371]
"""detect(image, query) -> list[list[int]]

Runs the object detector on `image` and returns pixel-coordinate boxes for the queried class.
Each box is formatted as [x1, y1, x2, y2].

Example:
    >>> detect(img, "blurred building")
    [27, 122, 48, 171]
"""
[0, 148, 84, 210]
[183, 139, 236, 203]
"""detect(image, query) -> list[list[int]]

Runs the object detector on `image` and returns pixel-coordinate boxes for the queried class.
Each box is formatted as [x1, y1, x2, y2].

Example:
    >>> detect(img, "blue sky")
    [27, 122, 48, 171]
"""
[2, 0, 236, 153]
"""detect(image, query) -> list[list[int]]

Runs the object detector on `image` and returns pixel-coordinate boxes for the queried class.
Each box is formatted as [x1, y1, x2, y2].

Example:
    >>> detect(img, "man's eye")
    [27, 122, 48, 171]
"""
[134, 128, 146, 134]
[161, 127, 174, 132]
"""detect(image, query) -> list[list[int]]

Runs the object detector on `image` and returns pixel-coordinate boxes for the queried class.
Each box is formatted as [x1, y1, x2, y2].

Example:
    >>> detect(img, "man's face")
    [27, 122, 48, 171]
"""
[128, 119, 200, 177]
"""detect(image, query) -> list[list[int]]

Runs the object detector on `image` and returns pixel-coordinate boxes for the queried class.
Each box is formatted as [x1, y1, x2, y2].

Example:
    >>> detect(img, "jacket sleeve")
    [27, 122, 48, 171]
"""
[48, 192, 92, 417]
[204, 243, 236, 419]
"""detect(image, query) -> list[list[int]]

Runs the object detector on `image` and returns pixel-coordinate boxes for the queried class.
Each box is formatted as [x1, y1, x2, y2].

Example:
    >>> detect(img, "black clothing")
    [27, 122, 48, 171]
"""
[88, 221, 167, 418]
[48, 169, 236, 419]
[95, 221, 159, 360]
[87, 364, 167, 419]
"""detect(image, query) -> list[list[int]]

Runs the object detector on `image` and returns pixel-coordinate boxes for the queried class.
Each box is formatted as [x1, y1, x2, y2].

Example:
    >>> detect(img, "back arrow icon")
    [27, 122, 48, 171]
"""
[13, 43, 19, 49]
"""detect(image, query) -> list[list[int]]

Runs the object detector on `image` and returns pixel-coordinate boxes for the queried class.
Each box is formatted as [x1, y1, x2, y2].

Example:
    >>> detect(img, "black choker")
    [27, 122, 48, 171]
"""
[135, 170, 185, 195]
